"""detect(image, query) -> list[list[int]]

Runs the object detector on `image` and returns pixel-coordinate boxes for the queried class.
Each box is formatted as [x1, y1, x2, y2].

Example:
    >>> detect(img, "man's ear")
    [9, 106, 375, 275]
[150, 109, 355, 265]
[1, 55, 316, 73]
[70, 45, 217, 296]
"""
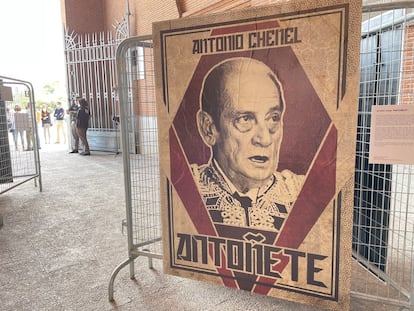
[197, 110, 217, 146]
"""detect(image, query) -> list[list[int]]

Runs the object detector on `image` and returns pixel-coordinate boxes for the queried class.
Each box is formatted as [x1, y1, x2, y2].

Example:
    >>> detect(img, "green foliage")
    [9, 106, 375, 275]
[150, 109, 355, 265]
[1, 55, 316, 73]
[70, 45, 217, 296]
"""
[6, 80, 66, 114]
[43, 83, 56, 95]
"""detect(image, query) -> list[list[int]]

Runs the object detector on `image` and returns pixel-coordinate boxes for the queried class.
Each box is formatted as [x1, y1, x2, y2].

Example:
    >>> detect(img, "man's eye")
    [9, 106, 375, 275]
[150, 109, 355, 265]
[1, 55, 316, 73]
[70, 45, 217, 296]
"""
[266, 112, 281, 131]
[234, 115, 254, 132]
[270, 113, 281, 122]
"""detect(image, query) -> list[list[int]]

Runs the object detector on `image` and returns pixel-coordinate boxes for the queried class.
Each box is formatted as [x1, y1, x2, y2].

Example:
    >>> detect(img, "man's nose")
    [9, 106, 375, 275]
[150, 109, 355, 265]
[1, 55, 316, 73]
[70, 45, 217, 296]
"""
[251, 123, 273, 146]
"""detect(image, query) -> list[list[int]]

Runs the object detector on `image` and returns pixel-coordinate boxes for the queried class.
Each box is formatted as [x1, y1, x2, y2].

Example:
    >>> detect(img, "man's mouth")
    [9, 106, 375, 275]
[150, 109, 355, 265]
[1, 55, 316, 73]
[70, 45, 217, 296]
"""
[249, 156, 269, 163]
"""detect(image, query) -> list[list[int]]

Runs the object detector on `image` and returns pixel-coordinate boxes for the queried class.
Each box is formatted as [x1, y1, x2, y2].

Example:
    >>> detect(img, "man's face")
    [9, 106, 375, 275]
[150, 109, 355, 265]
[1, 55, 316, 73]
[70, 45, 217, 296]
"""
[214, 70, 284, 192]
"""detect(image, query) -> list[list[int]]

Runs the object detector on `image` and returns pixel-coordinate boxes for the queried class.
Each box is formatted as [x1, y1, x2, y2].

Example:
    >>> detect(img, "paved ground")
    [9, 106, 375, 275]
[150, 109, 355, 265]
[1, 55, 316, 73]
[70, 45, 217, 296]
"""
[0, 144, 403, 310]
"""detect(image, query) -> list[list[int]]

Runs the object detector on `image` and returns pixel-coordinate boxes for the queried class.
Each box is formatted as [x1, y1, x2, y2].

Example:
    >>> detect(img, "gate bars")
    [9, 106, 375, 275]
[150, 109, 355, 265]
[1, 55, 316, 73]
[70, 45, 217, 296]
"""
[0, 76, 42, 195]
[109, 3, 414, 310]
[64, 30, 125, 153]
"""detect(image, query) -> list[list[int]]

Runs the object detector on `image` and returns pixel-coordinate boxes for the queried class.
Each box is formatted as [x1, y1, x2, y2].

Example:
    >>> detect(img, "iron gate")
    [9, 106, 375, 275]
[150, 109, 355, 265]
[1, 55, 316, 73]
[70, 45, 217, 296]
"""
[109, 3, 414, 310]
[64, 26, 127, 153]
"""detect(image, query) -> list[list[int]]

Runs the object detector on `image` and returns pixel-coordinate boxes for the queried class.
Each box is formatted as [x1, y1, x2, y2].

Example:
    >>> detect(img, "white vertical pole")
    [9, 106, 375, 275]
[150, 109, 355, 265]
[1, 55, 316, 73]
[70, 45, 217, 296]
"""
[126, 0, 131, 37]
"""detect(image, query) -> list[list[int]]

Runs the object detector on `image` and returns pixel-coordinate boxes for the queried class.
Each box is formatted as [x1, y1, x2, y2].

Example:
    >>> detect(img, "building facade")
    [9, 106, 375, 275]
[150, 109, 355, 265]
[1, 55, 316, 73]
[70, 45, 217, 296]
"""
[60, 0, 275, 36]
[60, 1, 414, 308]
[59, 0, 274, 152]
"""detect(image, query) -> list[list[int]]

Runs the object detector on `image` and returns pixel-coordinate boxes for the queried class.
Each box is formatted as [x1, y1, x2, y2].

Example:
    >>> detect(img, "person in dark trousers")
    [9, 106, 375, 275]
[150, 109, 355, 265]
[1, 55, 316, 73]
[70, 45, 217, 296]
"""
[76, 98, 91, 156]
[67, 97, 80, 153]
[41, 105, 52, 144]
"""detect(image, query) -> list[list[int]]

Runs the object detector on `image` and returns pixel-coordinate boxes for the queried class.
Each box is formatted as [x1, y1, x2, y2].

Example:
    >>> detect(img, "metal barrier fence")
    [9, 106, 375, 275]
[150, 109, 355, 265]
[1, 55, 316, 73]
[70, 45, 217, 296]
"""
[351, 3, 414, 310]
[108, 35, 161, 301]
[0, 76, 42, 197]
[109, 3, 414, 310]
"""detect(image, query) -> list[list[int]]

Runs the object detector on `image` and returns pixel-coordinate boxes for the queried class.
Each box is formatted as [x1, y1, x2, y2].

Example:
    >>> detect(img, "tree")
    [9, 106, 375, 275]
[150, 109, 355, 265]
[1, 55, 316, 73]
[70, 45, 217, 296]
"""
[43, 83, 56, 95]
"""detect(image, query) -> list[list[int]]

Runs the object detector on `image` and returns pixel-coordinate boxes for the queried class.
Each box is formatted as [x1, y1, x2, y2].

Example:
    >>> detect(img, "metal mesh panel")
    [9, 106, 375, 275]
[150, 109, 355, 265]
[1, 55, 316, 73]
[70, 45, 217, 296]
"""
[351, 4, 414, 309]
[117, 37, 162, 258]
[0, 77, 41, 195]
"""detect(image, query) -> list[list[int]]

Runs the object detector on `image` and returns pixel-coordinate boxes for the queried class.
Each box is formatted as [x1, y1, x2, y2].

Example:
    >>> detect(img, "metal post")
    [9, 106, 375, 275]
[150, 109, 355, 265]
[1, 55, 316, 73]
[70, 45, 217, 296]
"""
[126, 0, 130, 37]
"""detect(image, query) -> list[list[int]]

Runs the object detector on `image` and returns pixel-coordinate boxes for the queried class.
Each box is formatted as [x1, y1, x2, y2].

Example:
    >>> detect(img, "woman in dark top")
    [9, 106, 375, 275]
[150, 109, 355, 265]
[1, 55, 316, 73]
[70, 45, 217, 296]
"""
[41, 105, 52, 144]
[76, 98, 91, 156]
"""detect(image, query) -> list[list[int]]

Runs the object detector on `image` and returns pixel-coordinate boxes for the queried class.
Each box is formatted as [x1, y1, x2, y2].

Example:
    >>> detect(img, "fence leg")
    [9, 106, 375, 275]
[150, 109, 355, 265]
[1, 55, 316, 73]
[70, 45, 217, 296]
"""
[410, 260, 414, 311]
[108, 258, 133, 302]
[129, 258, 135, 279]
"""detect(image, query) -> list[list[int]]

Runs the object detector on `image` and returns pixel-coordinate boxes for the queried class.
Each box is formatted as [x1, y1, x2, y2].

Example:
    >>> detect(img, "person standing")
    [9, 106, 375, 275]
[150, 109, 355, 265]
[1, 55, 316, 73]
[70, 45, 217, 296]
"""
[76, 98, 91, 156]
[13, 105, 28, 151]
[67, 97, 80, 153]
[25, 102, 34, 151]
[41, 105, 52, 144]
[6, 106, 17, 150]
[34, 105, 42, 150]
[54, 101, 67, 144]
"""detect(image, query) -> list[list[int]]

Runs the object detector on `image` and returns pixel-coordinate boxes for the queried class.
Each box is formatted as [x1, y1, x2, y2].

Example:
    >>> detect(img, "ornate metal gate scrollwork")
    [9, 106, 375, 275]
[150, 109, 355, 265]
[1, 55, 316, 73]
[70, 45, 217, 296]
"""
[64, 18, 129, 153]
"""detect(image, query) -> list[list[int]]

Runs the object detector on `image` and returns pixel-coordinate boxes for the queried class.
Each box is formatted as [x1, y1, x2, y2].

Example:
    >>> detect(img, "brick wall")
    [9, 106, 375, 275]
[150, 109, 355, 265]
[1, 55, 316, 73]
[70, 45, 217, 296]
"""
[61, 0, 104, 34]
[102, 0, 126, 32]
[132, 0, 180, 36]
[400, 24, 414, 105]
[179, 0, 250, 17]
[132, 47, 157, 117]
[62, 0, 286, 36]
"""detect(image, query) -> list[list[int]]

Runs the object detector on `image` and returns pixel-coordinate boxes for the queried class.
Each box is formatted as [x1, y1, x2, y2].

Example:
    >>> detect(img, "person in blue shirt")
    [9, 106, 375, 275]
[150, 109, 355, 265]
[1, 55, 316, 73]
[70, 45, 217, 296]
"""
[54, 101, 67, 144]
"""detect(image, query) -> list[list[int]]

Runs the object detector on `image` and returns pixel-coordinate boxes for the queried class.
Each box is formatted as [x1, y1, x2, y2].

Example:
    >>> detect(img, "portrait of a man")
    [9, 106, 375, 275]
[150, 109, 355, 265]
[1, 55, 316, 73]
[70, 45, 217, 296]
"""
[191, 57, 305, 232]
[155, 2, 360, 305]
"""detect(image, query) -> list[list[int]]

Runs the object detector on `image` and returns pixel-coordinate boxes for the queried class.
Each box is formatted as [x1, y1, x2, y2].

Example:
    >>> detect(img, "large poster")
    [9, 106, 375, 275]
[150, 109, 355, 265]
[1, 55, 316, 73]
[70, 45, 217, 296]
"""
[153, 0, 361, 309]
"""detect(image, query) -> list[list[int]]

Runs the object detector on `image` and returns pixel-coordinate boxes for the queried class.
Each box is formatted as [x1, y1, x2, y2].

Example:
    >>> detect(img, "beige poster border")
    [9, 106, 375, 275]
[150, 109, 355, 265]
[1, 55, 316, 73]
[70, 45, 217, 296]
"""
[153, 1, 361, 310]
